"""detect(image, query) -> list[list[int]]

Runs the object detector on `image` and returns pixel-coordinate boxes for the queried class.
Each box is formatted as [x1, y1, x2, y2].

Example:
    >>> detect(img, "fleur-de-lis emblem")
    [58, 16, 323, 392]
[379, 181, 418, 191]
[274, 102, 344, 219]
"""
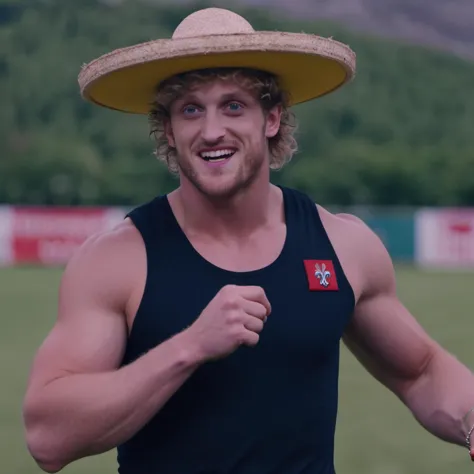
[315, 263, 331, 287]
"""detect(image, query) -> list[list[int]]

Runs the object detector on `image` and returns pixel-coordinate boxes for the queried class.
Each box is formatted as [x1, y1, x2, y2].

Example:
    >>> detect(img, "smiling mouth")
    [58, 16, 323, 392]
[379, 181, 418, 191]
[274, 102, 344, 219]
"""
[199, 149, 236, 162]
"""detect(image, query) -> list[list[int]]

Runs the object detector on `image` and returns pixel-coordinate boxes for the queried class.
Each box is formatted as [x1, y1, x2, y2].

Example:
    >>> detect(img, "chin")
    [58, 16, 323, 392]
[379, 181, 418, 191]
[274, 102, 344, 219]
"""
[194, 176, 247, 200]
[178, 154, 265, 200]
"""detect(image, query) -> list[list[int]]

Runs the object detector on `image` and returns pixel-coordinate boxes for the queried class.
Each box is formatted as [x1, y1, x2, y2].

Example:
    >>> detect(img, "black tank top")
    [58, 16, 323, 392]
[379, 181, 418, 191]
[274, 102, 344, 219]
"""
[117, 186, 355, 474]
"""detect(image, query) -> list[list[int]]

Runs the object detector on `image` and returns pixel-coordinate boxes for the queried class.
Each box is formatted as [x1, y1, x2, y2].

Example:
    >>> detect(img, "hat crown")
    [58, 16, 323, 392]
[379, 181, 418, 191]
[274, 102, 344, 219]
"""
[172, 8, 255, 39]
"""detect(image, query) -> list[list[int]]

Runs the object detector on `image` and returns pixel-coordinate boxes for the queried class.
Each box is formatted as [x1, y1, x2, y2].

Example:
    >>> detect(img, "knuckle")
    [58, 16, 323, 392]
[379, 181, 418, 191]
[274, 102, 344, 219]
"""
[231, 325, 244, 339]
[223, 294, 240, 310]
[222, 284, 237, 295]
[227, 310, 241, 324]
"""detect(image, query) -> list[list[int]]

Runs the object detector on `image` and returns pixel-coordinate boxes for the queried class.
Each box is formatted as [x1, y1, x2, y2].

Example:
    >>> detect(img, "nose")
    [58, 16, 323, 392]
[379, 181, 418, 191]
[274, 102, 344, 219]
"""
[201, 110, 225, 143]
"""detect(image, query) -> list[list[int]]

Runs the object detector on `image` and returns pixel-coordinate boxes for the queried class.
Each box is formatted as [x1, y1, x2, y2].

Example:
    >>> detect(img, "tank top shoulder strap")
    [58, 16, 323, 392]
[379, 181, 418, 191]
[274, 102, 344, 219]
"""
[279, 185, 330, 250]
[125, 194, 175, 260]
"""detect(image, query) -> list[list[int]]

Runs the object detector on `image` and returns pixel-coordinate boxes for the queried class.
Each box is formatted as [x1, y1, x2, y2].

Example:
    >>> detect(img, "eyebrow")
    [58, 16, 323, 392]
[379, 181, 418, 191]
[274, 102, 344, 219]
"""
[219, 91, 254, 103]
[177, 93, 200, 104]
[176, 90, 253, 107]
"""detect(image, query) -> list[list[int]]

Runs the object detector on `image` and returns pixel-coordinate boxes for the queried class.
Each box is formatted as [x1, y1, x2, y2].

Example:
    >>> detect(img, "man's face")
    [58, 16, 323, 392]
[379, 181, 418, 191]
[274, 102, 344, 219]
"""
[165, 78, 281, 199]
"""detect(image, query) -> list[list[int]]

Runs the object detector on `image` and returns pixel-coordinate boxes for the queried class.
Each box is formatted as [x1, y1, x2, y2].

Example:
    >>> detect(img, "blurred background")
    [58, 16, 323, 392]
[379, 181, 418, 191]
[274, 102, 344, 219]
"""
[1, 0, 474, 473]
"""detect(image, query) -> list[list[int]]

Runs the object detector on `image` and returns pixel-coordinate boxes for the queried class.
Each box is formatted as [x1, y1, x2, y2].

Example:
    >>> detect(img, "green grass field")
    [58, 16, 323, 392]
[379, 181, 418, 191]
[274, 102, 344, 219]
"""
[1, 265, 473, 474]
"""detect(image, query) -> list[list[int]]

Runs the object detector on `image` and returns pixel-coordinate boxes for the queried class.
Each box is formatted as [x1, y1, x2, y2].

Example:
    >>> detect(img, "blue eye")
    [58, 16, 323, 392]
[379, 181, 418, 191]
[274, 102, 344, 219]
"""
[183, 105, 199, 115]
[228, 102, 242, 112]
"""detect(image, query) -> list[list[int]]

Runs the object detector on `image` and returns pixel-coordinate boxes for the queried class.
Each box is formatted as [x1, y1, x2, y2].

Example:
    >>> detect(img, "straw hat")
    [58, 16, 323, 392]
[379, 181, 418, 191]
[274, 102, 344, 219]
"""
[78, 7, 356, 115]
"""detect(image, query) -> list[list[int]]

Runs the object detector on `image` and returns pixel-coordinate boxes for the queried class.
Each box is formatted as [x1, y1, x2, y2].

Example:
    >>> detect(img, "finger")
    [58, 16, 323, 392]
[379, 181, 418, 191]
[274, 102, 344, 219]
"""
[242, 330, 259, 347]
[239, 286, 271, 316]
[243, 315, 265, 333]
[240, 299, 268, 320]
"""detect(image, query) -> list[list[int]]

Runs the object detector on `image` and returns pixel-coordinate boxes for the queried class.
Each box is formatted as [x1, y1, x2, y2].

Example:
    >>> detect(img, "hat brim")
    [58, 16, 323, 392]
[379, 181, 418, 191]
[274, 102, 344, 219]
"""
[78, 32, 356, 114]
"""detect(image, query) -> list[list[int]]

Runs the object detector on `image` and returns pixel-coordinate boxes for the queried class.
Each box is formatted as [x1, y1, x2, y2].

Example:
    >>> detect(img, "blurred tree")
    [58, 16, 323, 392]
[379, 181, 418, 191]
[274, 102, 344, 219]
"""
[1, 0, 474, 206]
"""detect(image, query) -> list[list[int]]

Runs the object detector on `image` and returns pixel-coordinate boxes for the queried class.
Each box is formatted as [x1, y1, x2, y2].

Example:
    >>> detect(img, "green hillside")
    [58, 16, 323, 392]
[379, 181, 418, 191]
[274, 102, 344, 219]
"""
[2, 0, 474, 206]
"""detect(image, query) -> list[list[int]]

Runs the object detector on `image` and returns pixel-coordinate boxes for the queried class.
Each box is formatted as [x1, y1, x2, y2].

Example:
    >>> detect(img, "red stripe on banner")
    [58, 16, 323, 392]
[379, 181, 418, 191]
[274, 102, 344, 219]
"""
[439, 210, 474, 265]
[11, 207, 114, 265]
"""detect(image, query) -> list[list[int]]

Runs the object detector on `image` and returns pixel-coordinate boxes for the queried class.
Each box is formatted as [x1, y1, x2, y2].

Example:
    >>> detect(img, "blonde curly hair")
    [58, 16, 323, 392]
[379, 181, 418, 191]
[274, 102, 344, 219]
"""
[148, 67, 298, 174]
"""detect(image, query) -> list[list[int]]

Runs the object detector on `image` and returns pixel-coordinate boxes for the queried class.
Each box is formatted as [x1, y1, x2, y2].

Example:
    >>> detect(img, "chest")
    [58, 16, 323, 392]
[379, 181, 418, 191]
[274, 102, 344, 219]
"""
[126, 254, 355, 367]
[181, 224, 287, 273]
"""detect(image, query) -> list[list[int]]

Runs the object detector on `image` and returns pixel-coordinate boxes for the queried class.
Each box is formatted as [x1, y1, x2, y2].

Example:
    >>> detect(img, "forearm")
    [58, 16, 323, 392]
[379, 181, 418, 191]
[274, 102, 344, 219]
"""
[402, 349, 474, 447]
[24, 331, 201, 471]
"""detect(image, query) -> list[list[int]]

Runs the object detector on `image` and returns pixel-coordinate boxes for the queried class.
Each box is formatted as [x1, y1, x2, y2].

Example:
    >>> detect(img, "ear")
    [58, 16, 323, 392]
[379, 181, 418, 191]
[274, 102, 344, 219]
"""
[265, 104, 282, 138]
[164, 119, 175, 147]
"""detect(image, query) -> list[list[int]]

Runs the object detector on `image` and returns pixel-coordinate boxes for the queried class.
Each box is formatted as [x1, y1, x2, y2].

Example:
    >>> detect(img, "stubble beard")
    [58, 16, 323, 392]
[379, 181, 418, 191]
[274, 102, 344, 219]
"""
[177, 147, 267, 202]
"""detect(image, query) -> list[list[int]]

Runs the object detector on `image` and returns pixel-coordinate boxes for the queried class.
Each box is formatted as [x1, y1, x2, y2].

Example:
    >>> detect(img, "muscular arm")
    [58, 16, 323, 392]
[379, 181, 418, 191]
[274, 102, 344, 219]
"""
[340, 218, 474, 454]
[22, 225, 202, 473]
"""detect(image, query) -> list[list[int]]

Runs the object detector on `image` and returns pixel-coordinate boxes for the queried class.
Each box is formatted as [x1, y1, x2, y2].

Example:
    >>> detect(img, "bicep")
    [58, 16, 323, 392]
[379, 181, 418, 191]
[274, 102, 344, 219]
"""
[341, 222, 436, 398]
[26, 233, 130, 392]
[28, 306, 127, 389]
[344, 292, 435, 395]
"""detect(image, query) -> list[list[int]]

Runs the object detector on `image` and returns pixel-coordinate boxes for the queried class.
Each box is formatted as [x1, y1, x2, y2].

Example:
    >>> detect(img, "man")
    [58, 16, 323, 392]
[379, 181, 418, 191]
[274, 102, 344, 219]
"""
[22, 7, 474, 474]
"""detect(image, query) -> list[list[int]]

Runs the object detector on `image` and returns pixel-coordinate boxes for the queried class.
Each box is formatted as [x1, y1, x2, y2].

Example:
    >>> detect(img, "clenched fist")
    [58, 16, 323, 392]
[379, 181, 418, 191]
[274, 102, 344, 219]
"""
[185, 285, 271, 362]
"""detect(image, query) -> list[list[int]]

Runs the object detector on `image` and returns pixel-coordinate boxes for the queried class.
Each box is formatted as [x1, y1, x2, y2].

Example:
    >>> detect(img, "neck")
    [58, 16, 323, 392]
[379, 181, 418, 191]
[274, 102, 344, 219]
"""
[170, 177, 280, 240]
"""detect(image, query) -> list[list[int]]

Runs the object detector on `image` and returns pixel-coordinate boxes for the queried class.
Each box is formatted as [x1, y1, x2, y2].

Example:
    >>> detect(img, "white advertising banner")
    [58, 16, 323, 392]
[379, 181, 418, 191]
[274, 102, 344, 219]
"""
[0, 206, 126, 266]
[415, 208, 474, 269]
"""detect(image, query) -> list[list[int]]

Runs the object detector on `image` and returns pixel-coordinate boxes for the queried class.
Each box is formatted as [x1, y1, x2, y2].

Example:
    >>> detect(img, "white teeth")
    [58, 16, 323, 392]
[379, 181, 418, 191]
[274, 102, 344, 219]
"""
[200, 149, 234, 159]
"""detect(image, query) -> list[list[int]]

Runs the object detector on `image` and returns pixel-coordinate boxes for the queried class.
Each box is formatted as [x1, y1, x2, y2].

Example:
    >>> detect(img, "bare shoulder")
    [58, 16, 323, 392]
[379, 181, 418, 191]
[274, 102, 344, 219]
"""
[58, 217, 146, 321]
[316, 204, 396, 300]
[67, 217, 143, 267]
[316, 204, 365, 230]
